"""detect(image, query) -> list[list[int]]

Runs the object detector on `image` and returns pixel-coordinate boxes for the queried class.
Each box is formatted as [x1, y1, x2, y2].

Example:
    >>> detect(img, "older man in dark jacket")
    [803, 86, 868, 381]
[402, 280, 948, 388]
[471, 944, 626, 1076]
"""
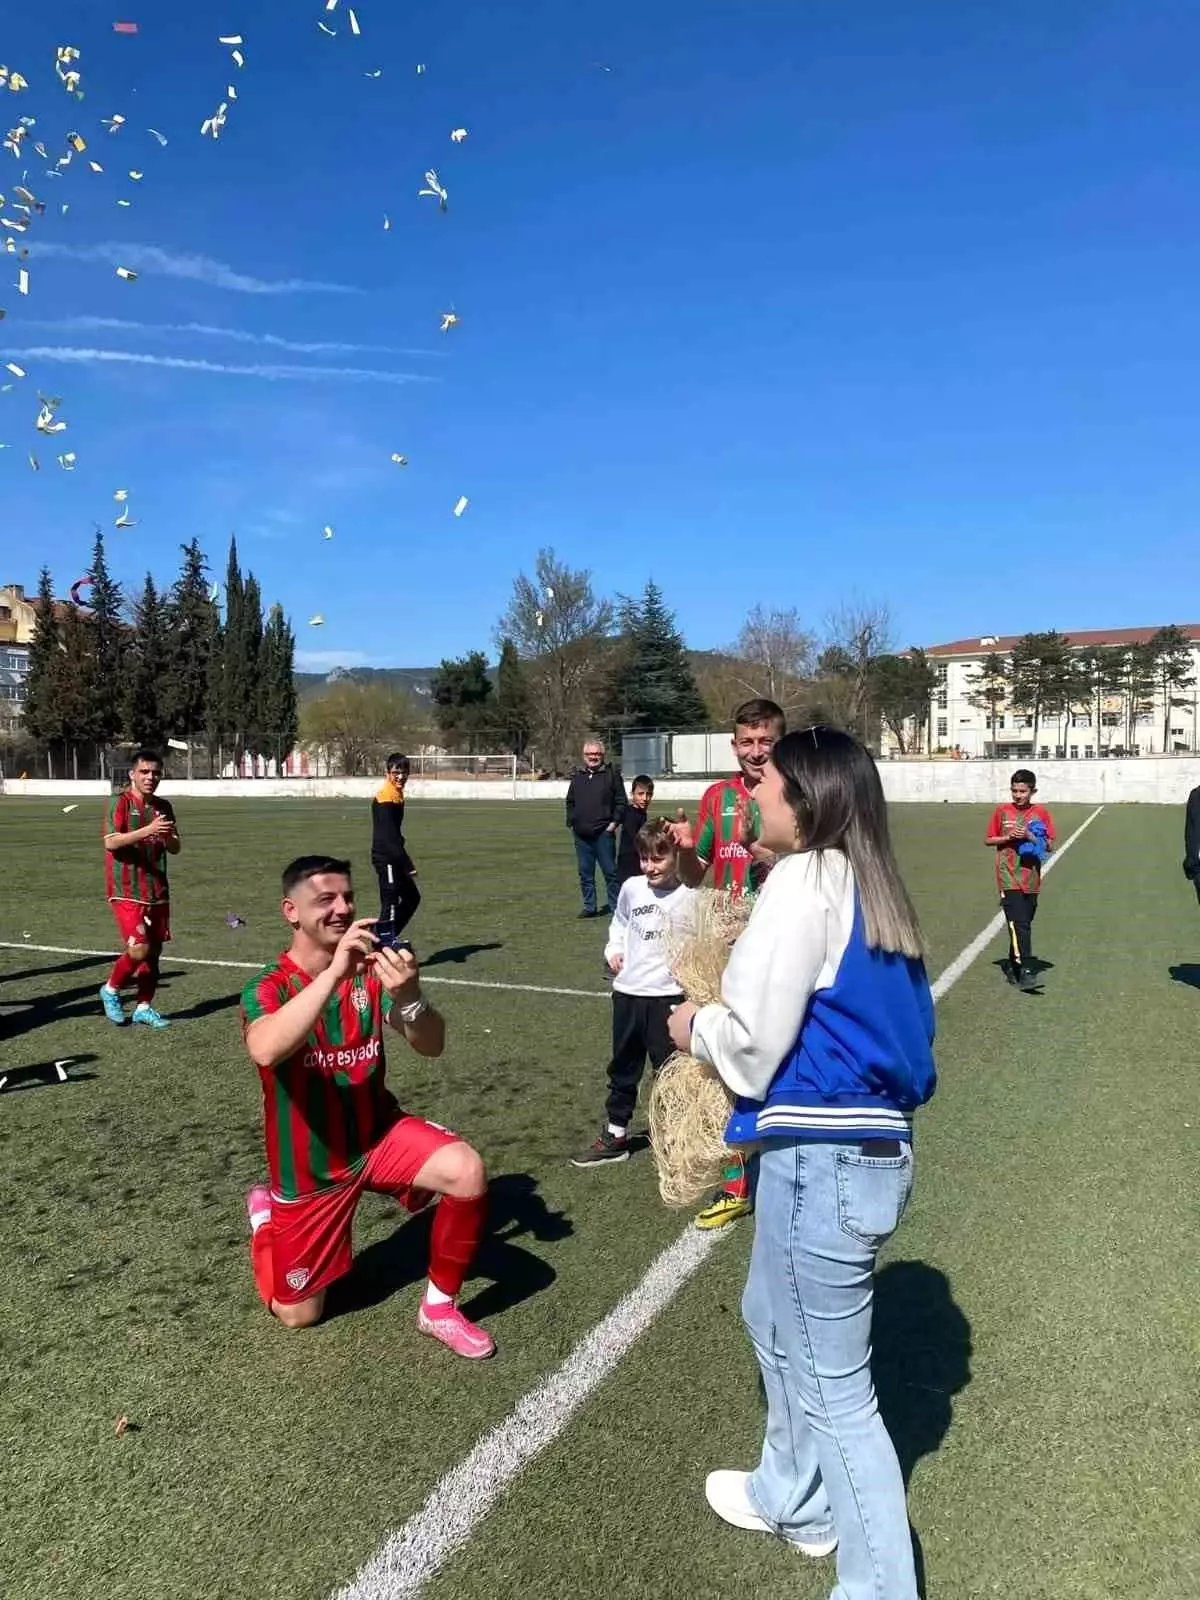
[1186, 785, 1200, 905]
[565, 738, 627, 918]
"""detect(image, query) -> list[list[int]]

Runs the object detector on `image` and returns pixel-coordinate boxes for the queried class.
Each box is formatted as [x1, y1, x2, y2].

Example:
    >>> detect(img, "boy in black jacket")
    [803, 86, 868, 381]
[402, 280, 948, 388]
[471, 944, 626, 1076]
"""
[617, 775, 655, 884]
[1186, 785, 1200, 905]
[565, 737, 627, 918]
[371, 753, 421, 935]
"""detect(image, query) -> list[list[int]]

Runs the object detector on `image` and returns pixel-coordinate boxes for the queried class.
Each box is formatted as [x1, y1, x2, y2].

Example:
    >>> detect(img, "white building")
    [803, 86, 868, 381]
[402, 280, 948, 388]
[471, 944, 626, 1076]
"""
[888, 625, 1200, 761]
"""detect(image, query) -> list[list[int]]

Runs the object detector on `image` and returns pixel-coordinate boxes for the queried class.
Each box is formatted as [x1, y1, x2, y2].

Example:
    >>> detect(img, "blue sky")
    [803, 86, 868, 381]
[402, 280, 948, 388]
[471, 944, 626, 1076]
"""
[3, 0, 1200, 670]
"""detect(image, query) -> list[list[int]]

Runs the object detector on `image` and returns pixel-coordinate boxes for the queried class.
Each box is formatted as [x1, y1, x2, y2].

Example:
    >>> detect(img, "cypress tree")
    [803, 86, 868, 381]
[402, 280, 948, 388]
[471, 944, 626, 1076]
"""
[240, 572, 264, 769]
[258, 603, 298, 772]
[495, 637, 531, 756]
[23, 566, 64, 777]
[85, 530, 126, 777]
[125, 573, 170, 749]
[56, 599, 95, 781]
[165, 538, 218, 778]
[206, 537, 244, 773]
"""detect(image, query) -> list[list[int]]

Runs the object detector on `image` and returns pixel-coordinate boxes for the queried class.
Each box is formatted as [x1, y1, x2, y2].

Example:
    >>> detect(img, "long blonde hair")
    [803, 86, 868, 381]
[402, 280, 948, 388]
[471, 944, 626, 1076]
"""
[773, 726, 925, 959]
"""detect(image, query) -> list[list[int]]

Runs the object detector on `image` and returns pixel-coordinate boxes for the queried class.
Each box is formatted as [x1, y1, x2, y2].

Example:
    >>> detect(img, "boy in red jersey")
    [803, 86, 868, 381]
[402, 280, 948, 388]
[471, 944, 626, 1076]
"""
[241, 855, 494, 1358]
[670, 698, 785, 1229]
[99, 748, 179, 1028]
[986, 768, 1056, 993]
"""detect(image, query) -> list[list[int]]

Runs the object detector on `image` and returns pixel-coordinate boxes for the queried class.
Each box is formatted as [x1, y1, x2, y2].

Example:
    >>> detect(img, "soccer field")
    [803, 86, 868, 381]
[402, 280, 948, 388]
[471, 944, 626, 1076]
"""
[1, 797, 1198, 1600]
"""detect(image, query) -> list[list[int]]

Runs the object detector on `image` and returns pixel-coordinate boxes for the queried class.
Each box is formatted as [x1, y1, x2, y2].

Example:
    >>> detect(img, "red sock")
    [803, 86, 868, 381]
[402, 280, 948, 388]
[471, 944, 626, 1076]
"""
[107, 953, 138, 991]
[428, 1191, 487, 1298]
[722, 1156, 750, 1201]
[250, 1224, 275, 1307]
[134, 958, 159, 1007]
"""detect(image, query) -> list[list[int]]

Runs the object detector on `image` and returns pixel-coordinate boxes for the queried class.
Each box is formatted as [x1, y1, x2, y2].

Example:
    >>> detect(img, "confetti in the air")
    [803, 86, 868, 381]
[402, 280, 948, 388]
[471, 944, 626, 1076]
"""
[89, 161, 104, 173]
[419, 169, 448, 211]
[114, 487, 128, 501]
[57, 451, 76, 470]
[62, 803, 79, 813]
[68, 131, 86, 152]
[16, 267, 28, 295]
[1, 67, 31, 94]
[201, 101, 229, 139]
[114, 509, 137, 528]
[129, 169, 143, 180]
[113, 22, 139, 34]
[415, 63, 426, 75]
[390, 453, 408, 466]
[115, 265, 137, 281]
[36, 402, 66, 434]
[147, 128, 167, 145]
[322, 525, 334, 538]
[439, 310, 458, 332]
[28, 453, 39, 471]
[325, 0, 338, 9]
[217, 34, 243, 45]
[103, 114, 127, 134]
[231, 49, 245, 68]
[208, 581, 219, 602]
[450, 128, 467, 143]
[453, 495, 469, 517]
[382, 213, 390, 231]
[364, 68, 382, 78]
[308, 614, 325, 626]
[318, 22, 336, 36]
[5, 361, 25, 378]
[348, 9, 361, 35]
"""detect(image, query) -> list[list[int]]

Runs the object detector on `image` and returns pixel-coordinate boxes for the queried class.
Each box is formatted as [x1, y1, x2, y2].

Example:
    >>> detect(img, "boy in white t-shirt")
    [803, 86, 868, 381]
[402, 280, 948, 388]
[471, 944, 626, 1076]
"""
[572, 819, 694, 1167]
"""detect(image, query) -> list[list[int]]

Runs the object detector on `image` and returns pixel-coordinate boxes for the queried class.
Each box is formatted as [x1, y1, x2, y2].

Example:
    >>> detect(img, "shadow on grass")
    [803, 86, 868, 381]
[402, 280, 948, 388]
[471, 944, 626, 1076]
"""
[1169, 963, 1200, 991]
[423, 942, 505, 969]
[0, 954, 109, 984]
[0, 1051, 100, 1092]
[874, 1260, 972, 1599]
[169, 988, 243, 1022]
[327, 1171, 571, 1324]
[0, 979, 113, 1042]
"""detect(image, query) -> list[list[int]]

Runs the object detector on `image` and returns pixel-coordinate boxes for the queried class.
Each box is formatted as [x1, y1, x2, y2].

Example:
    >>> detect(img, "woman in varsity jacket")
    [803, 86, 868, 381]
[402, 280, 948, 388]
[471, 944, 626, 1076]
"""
[668, 726, 936, 1600]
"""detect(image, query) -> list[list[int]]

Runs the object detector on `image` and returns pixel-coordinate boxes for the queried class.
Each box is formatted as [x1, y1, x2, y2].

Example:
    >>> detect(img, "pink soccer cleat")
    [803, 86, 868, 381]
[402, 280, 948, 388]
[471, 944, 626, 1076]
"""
[417, 1301, 495, 1359]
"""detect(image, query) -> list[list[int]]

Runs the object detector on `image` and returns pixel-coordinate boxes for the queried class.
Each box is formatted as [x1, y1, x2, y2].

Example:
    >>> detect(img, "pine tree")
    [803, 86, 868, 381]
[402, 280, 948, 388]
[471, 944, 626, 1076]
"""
[206, 538, 244, 773]
[1009, 631, 1072, 753]
[257, 603, 298, 772]
[431, 651, 494, 751]
[165, 538, 218, 778]
[494, 637, 531, 756]
[23, 566, 64, 776]
[1147, 625, 1196, 752]
[601, 581, 707, 734]
[86, 529, 125, 776]
[240, 572, 265, 769]
[125, 573, 170, 749]
[55, 599, 95, 781]
[965, 652, 1010, 755]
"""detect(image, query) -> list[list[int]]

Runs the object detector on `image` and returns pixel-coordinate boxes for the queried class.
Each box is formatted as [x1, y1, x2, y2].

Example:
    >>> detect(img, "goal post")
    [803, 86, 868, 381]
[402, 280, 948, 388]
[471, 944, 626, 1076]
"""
[411, 751, 526, 798]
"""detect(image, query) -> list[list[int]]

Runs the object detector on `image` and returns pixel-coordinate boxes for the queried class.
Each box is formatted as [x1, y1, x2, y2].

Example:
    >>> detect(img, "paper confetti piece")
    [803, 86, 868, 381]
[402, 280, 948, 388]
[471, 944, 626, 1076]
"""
[128, 169, 143, 179]
[364, 68, 382, 77]
[390, 453, 408, 466]
[115, 265, 137, 281]
[103, 114, 127, 133]
[318, 22, 336, 35]
[217, 34, 243, 45]
[68, 131, 86, 152]
[147, 128, 167, 145]
[419, 169, 448, 210]
[36, 403, 66, 434]
[439, 310, 458, 332]
[114, 488, 128, 501]
[382, 213, 390, 231]
[453, 496, 469, 517]
[89, 161, 104, 173]
[114, 509, 137, 528]
[326, 0, 338, 9]
[3, 70, 30, 95]
[225, 912, 246, 928]
[114, 1415, 130, 1437]
[116, 198, 131, 207]
[450, 128, 467, 143]
[201, 102, 229, 137]
[57, 451, 76, 469]
[62, 803, 79, 813]
[16, 267, 27, 294]
[5, 360, 25, 378]
[208, 582, 219, 602]
[308, 614, 325, 626]
[348, 8, 361, 35]
[415, 63, 426, 75]
[322, 525, 334, 539]
[231, 49, 245, 68]
[113, 22, 139, 34]
[28, 453, 39, 471]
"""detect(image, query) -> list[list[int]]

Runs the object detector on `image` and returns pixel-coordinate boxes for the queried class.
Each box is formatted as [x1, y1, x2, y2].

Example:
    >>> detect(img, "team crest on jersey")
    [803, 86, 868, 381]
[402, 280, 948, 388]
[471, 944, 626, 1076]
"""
[285, 1267, 311, 1292]
[351, 979, 371, 1013]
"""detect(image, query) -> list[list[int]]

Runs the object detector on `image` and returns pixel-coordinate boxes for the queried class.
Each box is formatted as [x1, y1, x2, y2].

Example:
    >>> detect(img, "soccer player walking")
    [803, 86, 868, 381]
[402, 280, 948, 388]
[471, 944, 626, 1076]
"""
[99, 748, 179, 1028]
[669, 698, 785, 1229]
[241, 856, 494, 1357]
[986, 768, 1056, 991]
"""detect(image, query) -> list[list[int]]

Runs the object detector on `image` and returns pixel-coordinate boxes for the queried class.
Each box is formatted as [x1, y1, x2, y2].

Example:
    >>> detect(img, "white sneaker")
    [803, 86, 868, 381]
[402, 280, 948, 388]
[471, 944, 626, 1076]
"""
[704, 1470, 838, 1558]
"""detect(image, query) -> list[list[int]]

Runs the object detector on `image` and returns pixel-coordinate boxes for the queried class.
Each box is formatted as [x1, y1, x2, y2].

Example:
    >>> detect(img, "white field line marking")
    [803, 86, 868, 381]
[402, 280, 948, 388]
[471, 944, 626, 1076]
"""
[929, 804, 1103, 1000]
[330, 804, 1107, 1600]
[0, 941, 607, 1000]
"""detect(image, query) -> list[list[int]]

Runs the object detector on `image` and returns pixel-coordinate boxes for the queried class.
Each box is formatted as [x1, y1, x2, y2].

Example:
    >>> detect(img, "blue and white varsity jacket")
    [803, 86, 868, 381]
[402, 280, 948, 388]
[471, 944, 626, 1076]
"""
[691, 850, 936, 1145]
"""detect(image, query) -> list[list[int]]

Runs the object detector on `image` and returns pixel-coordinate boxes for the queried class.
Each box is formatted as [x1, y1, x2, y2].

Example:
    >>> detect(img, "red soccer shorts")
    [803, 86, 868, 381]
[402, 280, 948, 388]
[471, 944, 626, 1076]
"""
[261, 1115, 460, 1305]
[110, 899, 171, 948]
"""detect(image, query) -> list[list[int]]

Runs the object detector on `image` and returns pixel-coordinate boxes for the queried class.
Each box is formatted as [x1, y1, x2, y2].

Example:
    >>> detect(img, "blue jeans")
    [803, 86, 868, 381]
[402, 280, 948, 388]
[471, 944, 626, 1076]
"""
[573, 830, 618, 914]
[741, 1140, 917, 1600]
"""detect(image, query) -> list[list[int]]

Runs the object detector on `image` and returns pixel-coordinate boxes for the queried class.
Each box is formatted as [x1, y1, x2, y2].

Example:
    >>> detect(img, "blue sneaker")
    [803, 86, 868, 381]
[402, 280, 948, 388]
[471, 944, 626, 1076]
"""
[99, 985, 127, 1025]
[131, 1004, 170, 1029]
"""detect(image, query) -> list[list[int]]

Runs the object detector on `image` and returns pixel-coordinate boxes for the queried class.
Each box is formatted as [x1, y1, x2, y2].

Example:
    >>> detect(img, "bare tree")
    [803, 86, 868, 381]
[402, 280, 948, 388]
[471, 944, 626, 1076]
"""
[811, 601, 894, 742]
[497, 548, 614, 774]
[726, 605, 815, 713]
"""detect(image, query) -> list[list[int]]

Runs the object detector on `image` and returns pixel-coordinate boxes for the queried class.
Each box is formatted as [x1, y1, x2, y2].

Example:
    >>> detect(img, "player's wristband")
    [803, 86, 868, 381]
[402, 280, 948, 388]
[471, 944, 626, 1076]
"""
[398, 995, 430, 1024]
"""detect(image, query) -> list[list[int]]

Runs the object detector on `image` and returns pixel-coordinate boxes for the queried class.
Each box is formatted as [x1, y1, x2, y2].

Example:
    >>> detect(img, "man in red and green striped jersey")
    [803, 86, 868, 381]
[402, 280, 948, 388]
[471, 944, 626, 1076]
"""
[985, 768, 1056, 994]
[99, 748, 180, 1028]
[241, 855, 494, 1358]
[671, 698, 785, 1229]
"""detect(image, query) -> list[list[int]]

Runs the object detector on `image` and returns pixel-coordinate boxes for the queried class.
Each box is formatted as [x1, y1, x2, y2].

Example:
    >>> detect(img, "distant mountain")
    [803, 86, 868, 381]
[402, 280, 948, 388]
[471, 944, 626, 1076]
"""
[294, 665, 440, 701]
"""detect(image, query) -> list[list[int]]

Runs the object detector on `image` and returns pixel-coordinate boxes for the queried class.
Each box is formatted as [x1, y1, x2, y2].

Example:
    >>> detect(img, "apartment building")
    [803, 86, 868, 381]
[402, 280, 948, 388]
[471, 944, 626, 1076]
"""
[887, 625, 1200, 760]
[0, 583, 39, 732]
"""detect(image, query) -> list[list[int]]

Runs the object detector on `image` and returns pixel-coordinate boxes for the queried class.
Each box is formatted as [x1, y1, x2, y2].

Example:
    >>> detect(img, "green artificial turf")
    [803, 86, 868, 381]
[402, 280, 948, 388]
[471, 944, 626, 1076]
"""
[1, 797, 1196, 1600]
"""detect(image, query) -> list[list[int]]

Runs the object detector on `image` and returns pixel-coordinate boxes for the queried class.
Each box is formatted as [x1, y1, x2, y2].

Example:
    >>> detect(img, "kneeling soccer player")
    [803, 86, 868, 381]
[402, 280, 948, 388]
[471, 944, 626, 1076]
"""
[241, 855, 494, 1358]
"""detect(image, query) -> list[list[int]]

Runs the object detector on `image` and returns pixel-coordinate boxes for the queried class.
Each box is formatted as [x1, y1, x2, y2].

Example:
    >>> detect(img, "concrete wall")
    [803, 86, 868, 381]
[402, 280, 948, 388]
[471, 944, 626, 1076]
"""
[4, 758, 1199, 804]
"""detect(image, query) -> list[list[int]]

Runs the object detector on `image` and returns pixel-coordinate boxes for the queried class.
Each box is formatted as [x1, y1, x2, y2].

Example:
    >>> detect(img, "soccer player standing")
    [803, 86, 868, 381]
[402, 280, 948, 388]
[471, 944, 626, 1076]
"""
[371, 752, 421, 935]
[670, 698, 785, 1228]
[241, 855, 494, 1357]
[986, 767, 1056, 992]
[99, 748, 179, 1028]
